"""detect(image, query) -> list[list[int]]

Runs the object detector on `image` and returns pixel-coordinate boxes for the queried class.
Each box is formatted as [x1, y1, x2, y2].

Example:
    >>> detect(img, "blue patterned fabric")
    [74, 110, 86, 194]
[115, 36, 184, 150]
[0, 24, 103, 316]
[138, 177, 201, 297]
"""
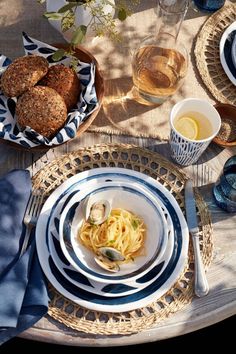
[0, 33, 98, 148]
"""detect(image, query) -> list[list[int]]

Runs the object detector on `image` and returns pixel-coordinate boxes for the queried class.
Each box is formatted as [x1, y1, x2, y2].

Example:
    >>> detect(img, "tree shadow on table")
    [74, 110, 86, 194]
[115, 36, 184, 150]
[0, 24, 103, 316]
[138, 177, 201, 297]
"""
[92, 76, 160, 132]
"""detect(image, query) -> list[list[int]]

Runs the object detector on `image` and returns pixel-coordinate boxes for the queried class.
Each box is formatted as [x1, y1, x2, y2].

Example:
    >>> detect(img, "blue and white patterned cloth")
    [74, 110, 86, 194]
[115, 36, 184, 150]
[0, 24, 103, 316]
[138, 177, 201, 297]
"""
[0, 32, 98, 148]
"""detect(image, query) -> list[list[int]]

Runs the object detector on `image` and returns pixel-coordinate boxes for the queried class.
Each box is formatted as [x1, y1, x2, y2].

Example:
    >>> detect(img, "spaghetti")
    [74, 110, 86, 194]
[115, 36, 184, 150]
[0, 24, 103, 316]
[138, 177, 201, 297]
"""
[78, 208, 146, 264]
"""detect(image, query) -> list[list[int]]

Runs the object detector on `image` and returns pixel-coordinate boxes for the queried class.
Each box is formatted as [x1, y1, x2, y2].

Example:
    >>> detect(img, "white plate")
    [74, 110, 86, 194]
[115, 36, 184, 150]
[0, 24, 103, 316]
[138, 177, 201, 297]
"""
[59, 181, 169, 284]
[36, 168, 189, 312]
[219, 21, 236, 86]
[48, 185, 174, 297]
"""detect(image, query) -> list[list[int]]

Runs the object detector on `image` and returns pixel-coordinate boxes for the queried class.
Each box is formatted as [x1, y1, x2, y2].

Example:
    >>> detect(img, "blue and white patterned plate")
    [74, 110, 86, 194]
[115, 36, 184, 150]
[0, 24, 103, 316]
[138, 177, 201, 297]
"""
[59, 181, 169, 284]
[48, 184, 174, 297]
[36, 168, 189, 312]
[220, 21, 236, 86]
[0, 32, 99, 148]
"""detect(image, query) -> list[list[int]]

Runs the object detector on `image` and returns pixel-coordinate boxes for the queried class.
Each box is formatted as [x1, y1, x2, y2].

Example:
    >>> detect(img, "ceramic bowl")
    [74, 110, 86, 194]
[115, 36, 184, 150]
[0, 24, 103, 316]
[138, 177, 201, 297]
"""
[213, 103, 236, 147]
[59, 181, 169, 284]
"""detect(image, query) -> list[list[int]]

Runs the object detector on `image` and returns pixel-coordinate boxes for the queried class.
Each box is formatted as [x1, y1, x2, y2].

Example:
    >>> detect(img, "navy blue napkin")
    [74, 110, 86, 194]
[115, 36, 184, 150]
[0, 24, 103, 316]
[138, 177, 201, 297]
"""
[0, 170, 48, 345]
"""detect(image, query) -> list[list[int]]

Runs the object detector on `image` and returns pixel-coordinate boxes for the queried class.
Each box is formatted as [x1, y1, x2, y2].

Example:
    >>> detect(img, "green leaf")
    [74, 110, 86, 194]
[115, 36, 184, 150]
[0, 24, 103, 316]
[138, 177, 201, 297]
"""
[58, 3, 78, 13]
[52, 48, 66, 62]
[71, 25, 87, 45]
[37, 0, 45, 4]
[118, 8, 127, 21]
[43, 12, 63, 20]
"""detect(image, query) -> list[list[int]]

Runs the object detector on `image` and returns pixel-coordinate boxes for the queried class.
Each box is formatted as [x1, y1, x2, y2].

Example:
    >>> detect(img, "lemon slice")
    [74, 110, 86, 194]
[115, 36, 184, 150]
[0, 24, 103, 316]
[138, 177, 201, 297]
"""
[175, 116, 199, 140]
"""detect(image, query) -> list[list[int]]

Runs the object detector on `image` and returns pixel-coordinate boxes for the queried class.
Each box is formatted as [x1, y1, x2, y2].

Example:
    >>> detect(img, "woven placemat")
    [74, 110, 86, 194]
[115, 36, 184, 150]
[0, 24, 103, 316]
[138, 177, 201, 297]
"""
[194, 3, 236, 105]
[32, 144, 213, 335]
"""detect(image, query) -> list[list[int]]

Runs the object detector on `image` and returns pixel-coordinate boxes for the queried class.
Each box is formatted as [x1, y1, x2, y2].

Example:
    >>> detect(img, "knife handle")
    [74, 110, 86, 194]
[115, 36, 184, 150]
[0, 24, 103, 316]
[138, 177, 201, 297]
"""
[191, 232, 209, 297]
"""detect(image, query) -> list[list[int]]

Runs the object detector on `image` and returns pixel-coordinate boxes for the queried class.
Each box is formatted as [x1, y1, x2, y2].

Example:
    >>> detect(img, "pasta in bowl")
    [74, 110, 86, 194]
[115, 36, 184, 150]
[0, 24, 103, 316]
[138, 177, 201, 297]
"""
[79, 207, 146, 273]
[59, 180, 169, 284]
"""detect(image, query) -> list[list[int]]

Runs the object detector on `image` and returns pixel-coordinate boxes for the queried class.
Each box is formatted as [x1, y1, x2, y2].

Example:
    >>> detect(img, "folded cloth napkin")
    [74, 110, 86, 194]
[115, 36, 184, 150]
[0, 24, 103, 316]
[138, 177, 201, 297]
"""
[0, 169, 48, 345]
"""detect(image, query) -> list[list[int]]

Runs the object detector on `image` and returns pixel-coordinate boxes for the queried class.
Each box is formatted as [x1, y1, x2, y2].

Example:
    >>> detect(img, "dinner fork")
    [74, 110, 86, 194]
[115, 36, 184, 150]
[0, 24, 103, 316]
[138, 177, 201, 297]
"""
[19, 192, 44, 257]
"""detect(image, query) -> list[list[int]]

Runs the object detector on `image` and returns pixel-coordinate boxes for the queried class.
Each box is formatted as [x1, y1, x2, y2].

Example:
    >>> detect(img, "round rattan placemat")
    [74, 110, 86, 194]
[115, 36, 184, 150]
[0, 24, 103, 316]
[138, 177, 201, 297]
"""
[194, 3, 236, 105]
[32, 144, 213, 335]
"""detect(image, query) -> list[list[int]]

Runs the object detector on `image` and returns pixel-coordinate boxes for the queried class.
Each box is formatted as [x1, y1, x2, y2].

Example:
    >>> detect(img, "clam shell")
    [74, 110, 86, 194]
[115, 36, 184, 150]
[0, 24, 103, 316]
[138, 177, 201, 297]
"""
[98, 247, 125, 262]
[83, 196, 111, 225]
[94, 254, 120, 273]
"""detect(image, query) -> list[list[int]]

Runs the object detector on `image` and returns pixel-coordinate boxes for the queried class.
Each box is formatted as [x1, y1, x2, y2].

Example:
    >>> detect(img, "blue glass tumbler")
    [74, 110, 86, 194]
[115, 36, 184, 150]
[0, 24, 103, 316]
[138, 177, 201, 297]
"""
[213, 155, 236, 213]
[193, 0, 225, 12]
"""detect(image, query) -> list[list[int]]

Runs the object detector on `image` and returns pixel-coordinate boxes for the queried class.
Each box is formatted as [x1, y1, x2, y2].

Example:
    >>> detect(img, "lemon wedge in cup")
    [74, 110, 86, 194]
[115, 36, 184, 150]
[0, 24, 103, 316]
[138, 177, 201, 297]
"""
[175, 116, 199, 140]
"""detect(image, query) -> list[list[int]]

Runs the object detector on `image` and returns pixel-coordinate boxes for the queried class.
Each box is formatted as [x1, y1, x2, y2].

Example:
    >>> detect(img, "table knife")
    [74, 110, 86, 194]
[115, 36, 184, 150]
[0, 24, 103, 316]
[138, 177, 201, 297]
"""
[185, 179, 209, 297]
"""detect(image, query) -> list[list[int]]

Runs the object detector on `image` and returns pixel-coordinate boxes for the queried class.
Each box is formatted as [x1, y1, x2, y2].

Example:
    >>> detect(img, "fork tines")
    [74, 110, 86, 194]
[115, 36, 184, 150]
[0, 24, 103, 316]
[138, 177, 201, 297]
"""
[25, 192, 44, 215]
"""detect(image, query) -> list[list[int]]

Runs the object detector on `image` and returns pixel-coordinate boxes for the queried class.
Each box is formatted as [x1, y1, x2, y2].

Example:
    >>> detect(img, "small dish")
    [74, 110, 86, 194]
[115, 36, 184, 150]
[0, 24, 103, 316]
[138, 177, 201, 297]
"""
[219, 21, 236, 86]
[213, 103, 236, 147]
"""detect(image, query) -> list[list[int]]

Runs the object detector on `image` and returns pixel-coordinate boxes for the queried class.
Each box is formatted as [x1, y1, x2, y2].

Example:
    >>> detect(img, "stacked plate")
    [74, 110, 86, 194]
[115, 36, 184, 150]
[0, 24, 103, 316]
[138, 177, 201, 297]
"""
[220, 21, 236, 86]
[36, 168, 189, 313]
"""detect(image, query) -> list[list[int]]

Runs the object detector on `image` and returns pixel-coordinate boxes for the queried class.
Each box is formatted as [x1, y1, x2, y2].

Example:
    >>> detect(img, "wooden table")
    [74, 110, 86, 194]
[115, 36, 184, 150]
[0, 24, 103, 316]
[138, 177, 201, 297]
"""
[0, 0, 236, 347]
[1, 121, 236, 347]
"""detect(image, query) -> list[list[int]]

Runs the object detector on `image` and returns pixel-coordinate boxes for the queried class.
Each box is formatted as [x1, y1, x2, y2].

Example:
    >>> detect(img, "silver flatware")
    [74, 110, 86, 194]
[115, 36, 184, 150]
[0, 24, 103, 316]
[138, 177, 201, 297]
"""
[19, 192, 44, 257]
[184, 179, 209, 297]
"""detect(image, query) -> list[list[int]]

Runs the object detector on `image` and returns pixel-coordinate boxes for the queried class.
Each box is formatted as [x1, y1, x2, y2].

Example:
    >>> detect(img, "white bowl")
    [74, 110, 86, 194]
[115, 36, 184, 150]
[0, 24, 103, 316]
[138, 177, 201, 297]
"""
[59, 180, 168, 284]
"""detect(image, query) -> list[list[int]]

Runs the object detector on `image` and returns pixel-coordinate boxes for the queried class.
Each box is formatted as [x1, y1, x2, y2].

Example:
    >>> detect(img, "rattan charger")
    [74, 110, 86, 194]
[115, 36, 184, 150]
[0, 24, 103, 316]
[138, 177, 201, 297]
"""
[194, 3, 236, 105]
[32, 144, 213, 336]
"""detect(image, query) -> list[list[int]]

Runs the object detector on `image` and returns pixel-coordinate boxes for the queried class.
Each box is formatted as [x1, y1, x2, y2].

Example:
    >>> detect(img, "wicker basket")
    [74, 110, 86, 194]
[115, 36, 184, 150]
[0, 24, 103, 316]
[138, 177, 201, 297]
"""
[0, 44, 104, 152]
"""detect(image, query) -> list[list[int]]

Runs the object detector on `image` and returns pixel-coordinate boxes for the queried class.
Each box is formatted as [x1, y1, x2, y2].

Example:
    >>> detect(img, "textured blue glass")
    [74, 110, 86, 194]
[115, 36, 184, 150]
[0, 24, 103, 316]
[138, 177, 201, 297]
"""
[193, 0, 225, 12]
[213, 156, 236, 213]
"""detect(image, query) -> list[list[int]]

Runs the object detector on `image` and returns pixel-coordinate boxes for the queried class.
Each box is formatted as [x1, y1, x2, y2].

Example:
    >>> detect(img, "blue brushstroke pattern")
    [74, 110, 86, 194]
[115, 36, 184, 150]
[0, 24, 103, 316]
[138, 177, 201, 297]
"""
[7, 99, 16, 117]
[19, 140, 31, 148]
[102, 283, 137, 294]
[51, 232, 70, 267]
[2, 57, 11, 67]
[64, 126, 75, 138]
[24, 44, 38, 51]
[0, 98, 6, 107]
[136, 261, 165, 283]
[38, 47, 55, 54]
[64, 268, 94, 288]
[22, 32, 34, 43]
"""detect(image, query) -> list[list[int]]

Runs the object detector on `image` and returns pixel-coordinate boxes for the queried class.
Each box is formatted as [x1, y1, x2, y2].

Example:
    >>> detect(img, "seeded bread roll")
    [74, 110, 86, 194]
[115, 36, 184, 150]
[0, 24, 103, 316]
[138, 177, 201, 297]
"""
[39, 64, 80, 110]
[16, 86, 67, 138]
[1, 55, 49, 98]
